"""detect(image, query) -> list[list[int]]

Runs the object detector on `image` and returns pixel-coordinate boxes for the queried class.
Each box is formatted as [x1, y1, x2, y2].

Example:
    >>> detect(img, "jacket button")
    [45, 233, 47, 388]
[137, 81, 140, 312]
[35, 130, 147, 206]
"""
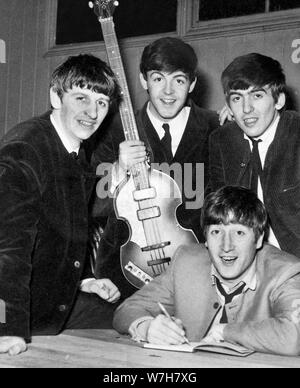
[74, 261, 81, 269]
[213, 302, 220, 309]
[58, 305, 67, 312]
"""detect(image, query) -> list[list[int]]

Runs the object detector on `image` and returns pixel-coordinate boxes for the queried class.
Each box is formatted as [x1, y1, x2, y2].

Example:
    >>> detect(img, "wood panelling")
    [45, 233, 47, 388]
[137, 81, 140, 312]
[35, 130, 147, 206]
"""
[0, 0, 299, 139]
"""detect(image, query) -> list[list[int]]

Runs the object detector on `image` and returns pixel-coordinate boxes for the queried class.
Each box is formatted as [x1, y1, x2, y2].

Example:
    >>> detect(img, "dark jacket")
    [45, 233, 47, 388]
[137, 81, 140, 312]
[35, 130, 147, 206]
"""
[209, 110, 300, 258]
[0, 112, 95, 340]
[92, 101, 218, 296]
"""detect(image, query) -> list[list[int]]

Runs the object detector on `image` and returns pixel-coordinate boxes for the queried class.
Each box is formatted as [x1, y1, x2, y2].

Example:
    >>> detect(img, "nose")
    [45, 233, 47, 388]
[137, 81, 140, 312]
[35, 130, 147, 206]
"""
[85, 103, 98, 120]
[243, 97, 254, 114]
[221, 232, 234, 252]
[163, 80, 174, 95]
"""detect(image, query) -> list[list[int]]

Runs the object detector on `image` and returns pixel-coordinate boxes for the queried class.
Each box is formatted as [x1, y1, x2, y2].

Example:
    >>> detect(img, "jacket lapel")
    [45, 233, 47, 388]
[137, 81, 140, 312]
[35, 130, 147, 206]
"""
[137, 105, 167, 164]
[173, 102, 206, 163]
[224, 123, 252, 185]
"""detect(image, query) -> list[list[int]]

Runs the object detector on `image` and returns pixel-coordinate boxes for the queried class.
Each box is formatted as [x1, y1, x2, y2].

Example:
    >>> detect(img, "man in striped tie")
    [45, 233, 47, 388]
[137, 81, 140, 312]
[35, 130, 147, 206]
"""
[113, 186, 300, 356]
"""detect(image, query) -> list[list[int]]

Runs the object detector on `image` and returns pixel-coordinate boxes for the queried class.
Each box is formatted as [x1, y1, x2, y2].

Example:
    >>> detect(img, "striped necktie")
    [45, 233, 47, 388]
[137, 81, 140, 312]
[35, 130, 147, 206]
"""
[215, 277, 245, 323]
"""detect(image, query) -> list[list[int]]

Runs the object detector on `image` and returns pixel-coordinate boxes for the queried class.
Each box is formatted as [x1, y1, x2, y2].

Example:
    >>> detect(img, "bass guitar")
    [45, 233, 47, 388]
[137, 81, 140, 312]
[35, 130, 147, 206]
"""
[90, 0, 198, 289]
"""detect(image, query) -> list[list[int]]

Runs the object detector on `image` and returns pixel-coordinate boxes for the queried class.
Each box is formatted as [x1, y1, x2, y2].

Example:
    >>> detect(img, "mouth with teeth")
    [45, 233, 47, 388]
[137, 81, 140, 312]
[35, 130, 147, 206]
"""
[78, 120, 96, 128]
[243, 117, 258, 127]
[161, 98, 176, 105]
[220, 256, 238, 265]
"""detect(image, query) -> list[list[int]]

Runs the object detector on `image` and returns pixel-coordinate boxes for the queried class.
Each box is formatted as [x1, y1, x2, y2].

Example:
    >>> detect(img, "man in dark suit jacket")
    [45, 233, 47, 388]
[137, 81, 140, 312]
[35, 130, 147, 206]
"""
[0, 54, 121, 355]
[113, 186, 300, 356]
[92, 37, 218, 297]
[209, 53, 300, 259]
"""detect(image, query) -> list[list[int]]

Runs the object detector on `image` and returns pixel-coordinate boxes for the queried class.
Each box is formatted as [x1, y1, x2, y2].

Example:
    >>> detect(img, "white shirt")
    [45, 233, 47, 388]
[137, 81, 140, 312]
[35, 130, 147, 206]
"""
[110, 105, 191, 193]
[146, 103, 191, 157]
[244, 115, 281, 249]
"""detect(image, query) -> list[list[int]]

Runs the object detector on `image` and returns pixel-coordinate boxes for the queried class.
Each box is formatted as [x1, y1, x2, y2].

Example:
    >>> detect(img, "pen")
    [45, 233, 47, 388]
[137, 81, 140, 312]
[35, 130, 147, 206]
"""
[157, 302, 191, 345]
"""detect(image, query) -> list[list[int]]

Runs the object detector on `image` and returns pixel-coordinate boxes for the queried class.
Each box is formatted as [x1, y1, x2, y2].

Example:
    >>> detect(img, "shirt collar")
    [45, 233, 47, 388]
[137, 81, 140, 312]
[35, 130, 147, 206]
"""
[146, 102, 190, 140]
[50, 113, 80, 155]
[244, 114, 280, 148]
[211, 258, 257, 294]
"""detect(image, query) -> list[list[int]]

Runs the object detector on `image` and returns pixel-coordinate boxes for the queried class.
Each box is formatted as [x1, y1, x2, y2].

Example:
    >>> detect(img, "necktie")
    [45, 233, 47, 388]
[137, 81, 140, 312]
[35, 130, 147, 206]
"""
[70, 148, 86, 165]
[161, 123, 173, 163]
[250, 138, 263, 194]
[215, 277, 245, 324]
[70, 151, 79, 160]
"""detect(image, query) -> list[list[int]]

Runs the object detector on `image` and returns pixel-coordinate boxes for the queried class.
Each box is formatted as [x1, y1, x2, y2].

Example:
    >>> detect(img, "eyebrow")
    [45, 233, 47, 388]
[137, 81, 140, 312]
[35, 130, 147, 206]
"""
[149, 71, 188, 79]
[228, 87, 267, 97]
[72, 92, 110, 101]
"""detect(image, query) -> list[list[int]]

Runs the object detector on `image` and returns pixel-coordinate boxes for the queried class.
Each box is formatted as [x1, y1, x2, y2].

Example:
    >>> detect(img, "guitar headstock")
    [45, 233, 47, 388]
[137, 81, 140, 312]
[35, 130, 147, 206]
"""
[89, 0, 119, 20]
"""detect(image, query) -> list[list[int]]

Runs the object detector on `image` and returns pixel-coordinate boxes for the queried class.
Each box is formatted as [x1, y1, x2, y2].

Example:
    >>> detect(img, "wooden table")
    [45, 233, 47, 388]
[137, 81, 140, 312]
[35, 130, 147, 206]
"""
[0, 329, 299, 368]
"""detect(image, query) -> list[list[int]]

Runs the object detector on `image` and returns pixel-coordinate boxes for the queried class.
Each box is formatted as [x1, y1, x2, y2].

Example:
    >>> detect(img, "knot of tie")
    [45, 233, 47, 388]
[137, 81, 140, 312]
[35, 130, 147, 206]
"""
[161, 123, 173, 163]
[215, 277, 245, 323]
[70, 151, 79, 160]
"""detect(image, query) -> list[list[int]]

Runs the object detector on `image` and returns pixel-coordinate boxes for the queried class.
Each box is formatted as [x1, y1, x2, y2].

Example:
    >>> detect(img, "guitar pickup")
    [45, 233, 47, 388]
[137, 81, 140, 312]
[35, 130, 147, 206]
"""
[137, 206, 161, 221]
[133, 187, 156, 201]
[147, 258, 171, 267]
[142, 241, 171, 252]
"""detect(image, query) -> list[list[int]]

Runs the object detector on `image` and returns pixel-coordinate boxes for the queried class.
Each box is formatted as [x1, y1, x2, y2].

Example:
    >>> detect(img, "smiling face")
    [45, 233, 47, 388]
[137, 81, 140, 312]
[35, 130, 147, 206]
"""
[50, 86, 110, 148]
[206, 222, 263, 284]
[140, 71, 196, 122]
[227, 86, 285, 138]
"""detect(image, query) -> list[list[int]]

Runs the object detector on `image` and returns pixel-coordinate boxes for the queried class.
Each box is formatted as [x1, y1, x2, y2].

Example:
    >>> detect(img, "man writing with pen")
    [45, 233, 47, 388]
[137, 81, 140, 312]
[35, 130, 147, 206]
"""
[113, 186, 300, 356]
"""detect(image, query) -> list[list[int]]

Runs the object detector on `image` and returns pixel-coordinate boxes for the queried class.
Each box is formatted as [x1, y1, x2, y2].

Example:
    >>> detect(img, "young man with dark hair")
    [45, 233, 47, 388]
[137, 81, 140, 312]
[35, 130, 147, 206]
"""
[113, 186, 300, 356]
[0, 54, 121, 355]
[209, 53, 300, 258]
[92, 37, 219, 297]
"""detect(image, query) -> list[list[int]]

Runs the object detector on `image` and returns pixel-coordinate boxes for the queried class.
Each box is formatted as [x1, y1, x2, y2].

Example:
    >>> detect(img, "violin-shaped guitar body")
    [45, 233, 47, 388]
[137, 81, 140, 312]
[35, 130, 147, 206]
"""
[115, 168, 198, 288]
[91, 0, 198, 289]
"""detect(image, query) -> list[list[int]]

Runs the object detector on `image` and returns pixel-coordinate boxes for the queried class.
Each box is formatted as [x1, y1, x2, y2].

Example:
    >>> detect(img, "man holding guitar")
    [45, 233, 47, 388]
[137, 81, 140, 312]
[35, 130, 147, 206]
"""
[92, 37, 219, 297]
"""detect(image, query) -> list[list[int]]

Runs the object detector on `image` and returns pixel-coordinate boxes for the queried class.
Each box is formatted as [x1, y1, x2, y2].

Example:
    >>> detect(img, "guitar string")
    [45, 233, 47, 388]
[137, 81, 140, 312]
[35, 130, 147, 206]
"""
[102, 27, 165, 277]
[105, 31, 167, 275]
[119, 89, 167, 274]
[123, 109, 166, 275]
[135, 161, 167, 274]
[119, 107, 163, 275]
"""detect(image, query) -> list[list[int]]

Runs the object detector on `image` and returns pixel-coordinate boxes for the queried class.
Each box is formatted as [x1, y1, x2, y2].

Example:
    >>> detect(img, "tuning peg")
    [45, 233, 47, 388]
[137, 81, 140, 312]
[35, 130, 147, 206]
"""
[88, 1, 94, 8]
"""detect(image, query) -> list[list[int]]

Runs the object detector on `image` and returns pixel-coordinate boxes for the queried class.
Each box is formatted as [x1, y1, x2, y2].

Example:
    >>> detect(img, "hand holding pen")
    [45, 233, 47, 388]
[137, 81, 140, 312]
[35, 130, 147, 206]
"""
[157, 302, 191, 345]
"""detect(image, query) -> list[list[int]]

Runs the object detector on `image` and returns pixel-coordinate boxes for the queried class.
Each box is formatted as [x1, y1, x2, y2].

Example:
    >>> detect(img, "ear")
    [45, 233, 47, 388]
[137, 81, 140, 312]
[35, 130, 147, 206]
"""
[275, 93, 286, 111]
[188, 78, 197, 94]
[256, 233, 264, 250]
[50, 88, 62, 110]
[205, 241, 208, 248]
[139, 73, 148, 91]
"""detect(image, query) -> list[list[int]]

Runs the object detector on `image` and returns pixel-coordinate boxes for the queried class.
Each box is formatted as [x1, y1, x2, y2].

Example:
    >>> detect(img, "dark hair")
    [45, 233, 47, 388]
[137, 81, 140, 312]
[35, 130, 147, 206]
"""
[221, 53, 286, 103]
[50, 54, 121, 102]
[201, 186, 268, 241]
[140, 37, 198, 81]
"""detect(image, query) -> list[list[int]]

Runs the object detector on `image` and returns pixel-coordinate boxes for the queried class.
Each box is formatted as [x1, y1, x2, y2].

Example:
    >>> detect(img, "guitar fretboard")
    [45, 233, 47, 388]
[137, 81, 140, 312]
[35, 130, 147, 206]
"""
[100, 18, 139, 142]
[100, 17, 149, 190]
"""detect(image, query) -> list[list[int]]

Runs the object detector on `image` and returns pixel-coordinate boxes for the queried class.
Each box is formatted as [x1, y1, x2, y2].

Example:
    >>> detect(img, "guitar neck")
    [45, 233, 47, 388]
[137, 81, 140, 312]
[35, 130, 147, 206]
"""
[100, 18, 139, 142]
